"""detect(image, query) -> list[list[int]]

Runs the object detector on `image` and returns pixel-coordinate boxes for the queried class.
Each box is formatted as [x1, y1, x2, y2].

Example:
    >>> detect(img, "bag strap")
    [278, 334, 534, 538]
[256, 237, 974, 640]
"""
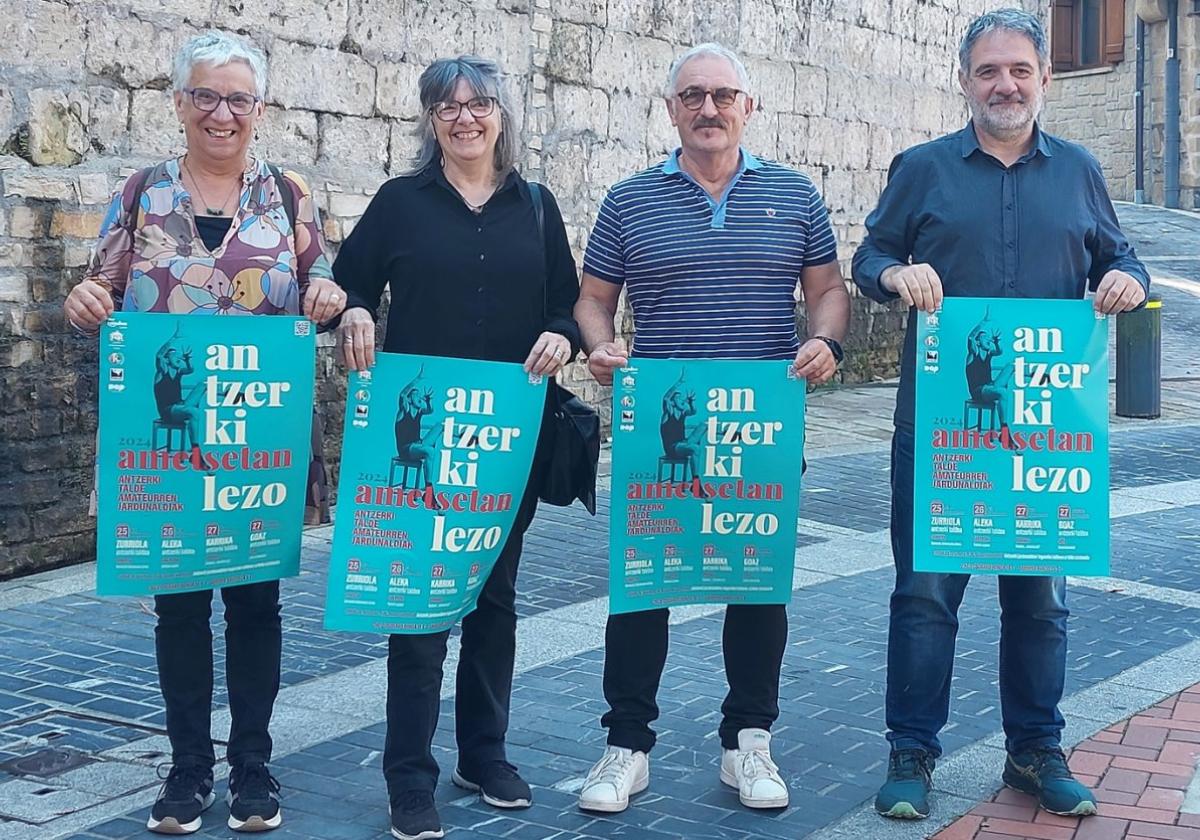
[529, 181, 548, 322]
[268, 163, 298, 230]
[120, 167, 154, 238]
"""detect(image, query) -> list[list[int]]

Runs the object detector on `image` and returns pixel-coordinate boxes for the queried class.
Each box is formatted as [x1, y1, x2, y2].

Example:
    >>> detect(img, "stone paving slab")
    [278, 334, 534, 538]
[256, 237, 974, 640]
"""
[1110, 505, 1200, 595]
[57, 559, 1200, 840]
[1, 366, 1197, 839]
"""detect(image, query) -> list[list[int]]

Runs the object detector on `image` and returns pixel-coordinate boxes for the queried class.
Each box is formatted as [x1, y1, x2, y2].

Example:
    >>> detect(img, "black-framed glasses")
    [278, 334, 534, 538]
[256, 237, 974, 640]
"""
[676, 87, 744, 111]
[184, 87, 260, 116]
[431, 96, 497, 122]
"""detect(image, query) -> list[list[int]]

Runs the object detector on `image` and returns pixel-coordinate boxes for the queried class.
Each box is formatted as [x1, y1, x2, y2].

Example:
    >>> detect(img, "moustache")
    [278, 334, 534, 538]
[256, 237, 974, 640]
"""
[988, 95, 1027, 106]
[692, 118, 725, 129]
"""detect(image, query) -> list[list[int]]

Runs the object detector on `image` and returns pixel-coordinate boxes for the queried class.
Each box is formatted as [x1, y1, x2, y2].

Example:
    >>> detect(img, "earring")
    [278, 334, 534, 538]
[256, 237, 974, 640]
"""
[178, 124, 184, 134]
[254, 128, 260, 141]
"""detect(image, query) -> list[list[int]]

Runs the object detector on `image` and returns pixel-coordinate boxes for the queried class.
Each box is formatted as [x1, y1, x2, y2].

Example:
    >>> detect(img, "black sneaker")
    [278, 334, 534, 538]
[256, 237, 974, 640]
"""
[874, 748, 934, 819]
[147, 764, 215, 834]
[226, 762, 282, 831]
[452, 761, 532, 809]
[390, 790, 444, 840]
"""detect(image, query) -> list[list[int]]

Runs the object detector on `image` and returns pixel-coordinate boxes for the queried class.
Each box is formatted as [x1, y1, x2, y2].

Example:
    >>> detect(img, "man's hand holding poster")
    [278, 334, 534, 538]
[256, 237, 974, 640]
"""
[609, 359, 806, 613]
[914, 298, 1110, 576]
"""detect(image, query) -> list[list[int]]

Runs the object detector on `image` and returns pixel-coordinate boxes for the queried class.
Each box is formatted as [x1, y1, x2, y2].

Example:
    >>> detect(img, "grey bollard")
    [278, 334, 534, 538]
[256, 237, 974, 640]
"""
[1115, 294, 1162, 419]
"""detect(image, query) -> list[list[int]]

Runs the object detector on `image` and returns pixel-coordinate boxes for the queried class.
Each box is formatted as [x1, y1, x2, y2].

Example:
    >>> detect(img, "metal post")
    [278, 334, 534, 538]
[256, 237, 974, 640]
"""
[1135, 17, 1146, 204]
[1115, 296, 1163, 419]
[1165, 0, 1181, 209]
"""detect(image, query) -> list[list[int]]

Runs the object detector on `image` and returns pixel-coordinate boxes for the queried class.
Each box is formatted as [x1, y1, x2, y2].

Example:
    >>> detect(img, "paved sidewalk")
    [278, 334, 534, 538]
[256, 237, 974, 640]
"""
[934, 686, 1200, 840]
[2, 203, 1198, 840]
[2, 416, 1199, 840]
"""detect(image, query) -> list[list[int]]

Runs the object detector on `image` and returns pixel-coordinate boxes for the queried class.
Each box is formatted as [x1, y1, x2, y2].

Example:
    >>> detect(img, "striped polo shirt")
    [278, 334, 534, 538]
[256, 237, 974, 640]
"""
[583, 148, 838, 360]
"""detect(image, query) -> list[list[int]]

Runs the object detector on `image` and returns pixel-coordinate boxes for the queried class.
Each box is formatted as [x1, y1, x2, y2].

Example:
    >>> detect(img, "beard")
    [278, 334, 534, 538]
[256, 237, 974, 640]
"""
[969, 88, 1044, 138]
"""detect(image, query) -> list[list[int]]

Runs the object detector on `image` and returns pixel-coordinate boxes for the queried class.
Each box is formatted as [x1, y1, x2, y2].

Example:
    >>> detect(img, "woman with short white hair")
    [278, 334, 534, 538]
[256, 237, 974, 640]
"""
[64, 30, 345, 835]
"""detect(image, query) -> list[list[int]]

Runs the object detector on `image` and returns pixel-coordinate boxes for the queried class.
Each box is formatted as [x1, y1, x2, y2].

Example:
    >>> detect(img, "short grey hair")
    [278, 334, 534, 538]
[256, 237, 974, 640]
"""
[408, 56, 519, 176]
[959, 8, 1049, 72]
[173, 31, 268, 99]
[664, 43, 751, 98]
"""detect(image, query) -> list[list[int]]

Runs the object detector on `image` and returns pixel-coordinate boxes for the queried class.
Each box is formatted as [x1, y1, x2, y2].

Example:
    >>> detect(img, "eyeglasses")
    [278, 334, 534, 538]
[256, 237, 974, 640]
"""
[184, 87, 260, 116]
[675, 87, 745, 111]
[431, 96, 497, 122]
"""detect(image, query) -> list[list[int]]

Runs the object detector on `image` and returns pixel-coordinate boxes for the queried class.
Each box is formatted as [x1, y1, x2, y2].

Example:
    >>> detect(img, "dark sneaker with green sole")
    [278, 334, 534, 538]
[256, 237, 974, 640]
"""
[1003, 747, 1098, 816]
[874, 749, 934, 819]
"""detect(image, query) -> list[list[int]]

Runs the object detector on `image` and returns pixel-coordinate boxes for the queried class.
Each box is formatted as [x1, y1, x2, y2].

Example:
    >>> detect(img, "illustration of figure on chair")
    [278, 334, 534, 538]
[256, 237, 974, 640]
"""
[153, 324, 207, 466]
[392, 367, 442, 510]
[964, 307, 1014, 433]
[659, 369, 707, 497]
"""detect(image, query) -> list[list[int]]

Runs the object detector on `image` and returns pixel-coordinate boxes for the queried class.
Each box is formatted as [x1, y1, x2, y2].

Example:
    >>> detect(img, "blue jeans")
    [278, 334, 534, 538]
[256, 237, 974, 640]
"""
[886, 430, 1068, 758]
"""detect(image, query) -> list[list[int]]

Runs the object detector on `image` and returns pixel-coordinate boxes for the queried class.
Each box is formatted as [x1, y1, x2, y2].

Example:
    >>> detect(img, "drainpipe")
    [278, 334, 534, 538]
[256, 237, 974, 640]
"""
[1135, 17, 1146, 203]
[1164, 0, 1181, 208]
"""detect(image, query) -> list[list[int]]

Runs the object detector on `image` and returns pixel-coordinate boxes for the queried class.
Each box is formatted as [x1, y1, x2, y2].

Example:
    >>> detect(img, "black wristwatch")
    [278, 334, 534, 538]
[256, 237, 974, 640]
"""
[814, 336, 844, 364]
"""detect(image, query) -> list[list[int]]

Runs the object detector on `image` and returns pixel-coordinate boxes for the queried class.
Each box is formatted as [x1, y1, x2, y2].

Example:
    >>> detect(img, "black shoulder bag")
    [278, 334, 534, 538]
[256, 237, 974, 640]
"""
[529, 182, 600, 515]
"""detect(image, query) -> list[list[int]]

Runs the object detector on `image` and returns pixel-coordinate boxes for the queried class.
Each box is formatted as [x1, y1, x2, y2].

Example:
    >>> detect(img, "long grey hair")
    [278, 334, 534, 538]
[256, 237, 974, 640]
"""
[408, 56, 519, 176]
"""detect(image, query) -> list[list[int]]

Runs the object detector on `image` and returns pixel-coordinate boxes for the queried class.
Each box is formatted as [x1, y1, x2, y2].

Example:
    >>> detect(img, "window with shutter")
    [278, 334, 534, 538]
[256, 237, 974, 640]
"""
[1050, 0, 1125, 71]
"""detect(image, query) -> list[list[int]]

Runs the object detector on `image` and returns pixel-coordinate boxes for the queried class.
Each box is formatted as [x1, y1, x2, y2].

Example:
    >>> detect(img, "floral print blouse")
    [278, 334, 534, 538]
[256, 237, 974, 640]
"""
[85, 157, 333, 315]
[83, 156, 335, 525]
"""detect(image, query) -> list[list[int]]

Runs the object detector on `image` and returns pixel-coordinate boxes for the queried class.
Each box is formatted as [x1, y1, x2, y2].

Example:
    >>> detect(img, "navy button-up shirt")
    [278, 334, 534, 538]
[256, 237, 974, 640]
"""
[852, 122, 1150, 431]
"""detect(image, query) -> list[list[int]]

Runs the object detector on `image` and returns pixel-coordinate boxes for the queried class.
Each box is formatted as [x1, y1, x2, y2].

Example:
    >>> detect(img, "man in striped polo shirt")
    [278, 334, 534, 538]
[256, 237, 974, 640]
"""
[574, 42, 851, 814]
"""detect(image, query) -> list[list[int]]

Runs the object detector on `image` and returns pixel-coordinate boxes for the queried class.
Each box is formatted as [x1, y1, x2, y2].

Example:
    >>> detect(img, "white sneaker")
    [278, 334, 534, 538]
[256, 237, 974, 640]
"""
[578, 746, 649, 813]
[720, 728, 789, 809]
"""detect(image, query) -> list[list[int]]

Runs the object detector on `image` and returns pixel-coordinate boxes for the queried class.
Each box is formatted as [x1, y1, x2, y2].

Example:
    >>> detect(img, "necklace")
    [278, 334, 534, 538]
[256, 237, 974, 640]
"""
[182, 156, 241, 216]
[442, 160, 496, 214]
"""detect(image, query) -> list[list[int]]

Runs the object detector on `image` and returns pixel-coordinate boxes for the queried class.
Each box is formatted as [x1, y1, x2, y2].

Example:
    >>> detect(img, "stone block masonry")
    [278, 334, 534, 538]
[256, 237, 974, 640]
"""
[0, 0, 1041, 576]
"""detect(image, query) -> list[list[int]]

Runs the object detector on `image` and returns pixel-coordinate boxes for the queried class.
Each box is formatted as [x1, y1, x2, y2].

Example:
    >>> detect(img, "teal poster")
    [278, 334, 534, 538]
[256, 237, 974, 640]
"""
[324, 354, 544, 634]
[96, 313, 316, 595]
[609, 360, 806, 613]
[914, 298, 1110, 576]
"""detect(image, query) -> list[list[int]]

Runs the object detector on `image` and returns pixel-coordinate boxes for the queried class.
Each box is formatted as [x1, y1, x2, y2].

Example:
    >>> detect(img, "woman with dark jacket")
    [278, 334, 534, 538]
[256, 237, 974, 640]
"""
[333, 55, 580, 840]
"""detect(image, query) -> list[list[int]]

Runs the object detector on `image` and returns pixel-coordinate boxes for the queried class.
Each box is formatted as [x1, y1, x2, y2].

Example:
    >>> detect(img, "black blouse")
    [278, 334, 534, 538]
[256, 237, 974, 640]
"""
[334, 165, 581, 365]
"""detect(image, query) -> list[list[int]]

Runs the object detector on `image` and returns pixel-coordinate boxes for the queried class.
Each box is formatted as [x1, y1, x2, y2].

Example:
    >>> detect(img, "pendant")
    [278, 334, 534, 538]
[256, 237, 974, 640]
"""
[207, 207, 225, 216]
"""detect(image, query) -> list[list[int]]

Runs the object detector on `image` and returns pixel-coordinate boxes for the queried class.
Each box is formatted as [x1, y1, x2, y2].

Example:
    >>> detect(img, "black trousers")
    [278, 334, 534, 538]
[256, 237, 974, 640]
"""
[154, 580, 282, 769]
[601, 603, 788, 752]
[382, 487, 540, 796]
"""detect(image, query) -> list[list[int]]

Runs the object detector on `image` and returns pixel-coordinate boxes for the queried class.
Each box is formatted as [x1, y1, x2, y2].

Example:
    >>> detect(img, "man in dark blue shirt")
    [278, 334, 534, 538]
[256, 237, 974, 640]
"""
[852, 8, 1150, 824]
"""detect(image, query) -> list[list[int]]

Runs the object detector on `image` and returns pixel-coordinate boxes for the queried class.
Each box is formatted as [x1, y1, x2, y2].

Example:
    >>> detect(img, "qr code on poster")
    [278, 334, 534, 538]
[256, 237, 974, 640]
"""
[294, 320, 311, 337]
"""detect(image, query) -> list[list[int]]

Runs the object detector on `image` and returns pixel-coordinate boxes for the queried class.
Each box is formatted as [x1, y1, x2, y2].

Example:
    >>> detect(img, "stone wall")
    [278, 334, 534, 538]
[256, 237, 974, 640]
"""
[0, 0, 1026, 577]
[1040, 3, 1199, 208]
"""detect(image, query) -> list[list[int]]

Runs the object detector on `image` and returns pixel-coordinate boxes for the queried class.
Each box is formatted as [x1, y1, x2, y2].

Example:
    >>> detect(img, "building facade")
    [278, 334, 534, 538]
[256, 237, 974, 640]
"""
[1040, 0, 1193, 208]
[0, 0, 1037, 576]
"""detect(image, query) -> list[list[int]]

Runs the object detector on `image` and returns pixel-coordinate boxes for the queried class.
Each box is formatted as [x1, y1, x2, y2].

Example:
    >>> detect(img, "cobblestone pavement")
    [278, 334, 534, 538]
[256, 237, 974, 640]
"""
[2, 203, 1198, 839]
[2, 417, 1200, 840]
